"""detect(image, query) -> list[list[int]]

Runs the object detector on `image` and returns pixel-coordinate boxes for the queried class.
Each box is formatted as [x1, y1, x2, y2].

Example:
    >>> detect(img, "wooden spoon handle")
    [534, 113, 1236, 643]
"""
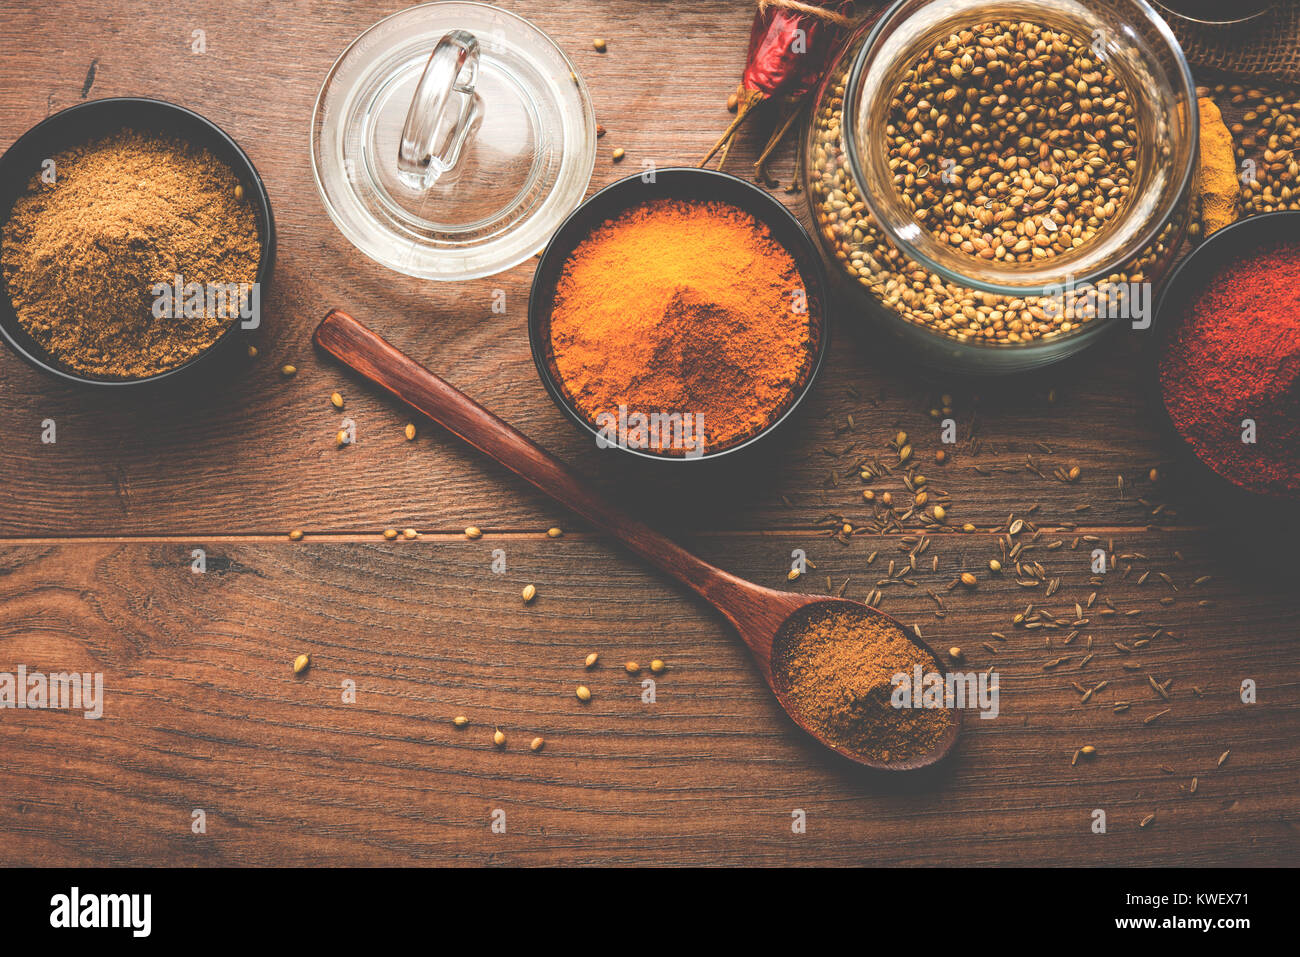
[313, 309, 759, 622]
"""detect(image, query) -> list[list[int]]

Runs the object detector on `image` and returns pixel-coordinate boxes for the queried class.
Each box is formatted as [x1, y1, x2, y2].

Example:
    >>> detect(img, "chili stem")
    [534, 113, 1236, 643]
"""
[753, 101, 807, 178]
[700, 89, 768, 168]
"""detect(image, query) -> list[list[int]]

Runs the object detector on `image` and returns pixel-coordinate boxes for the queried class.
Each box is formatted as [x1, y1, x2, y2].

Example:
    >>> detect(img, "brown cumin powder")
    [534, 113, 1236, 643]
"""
[2, 130, 260, 379]
[775, 606, 952, 762]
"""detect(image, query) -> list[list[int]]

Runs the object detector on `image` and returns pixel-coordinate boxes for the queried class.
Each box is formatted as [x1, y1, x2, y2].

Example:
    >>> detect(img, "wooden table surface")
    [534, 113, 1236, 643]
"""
[1, 0, 1296, 867]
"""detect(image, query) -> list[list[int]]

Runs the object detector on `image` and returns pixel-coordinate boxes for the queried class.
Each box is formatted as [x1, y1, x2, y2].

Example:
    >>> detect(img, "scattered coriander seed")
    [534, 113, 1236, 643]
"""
[962, 522, 977, 532]
[1148, 467, 1160, 482]
[788, 568, 801, 581]
[453, 716, 469, 727]
[584, 652, 599, 668]
[233, 183, 245, 201]
[404, 423, 416, 441]
[895, 431, 908, 446]
[522, 584, 537, 603]
[280, 364, 297, 377]
[989, 559, 1002, 572]
[935, 449, 947, 463]
[650, 658, 665, 673]
[1068, 465, 1082, 482]
[547, 527, 563, 538]
[881, 491, 893, 506]
[292, 653, 310, 675]
[961, 572, 977, 587]
[465, 526, 482, 539]
[247, 344, 258, 359]
[592, 37, 606, 52]
[383, 528, 398, 540]
[624, 661, 640, 674]
[493, 728, 506, 747]
[575, 685, 591, 702]
[933, 505, 947, 521]
[530, 736, 545, 752]
[335, 430, 349, 447]
[288, 529, 304, 541]
[948, 646, 963, 661]
[1080, 745, 1097, 757]
[596, 124, 606, 137]
[915, 491, 928, 506]
[612, 147, 626, 162]
[330, 391, 344, 409]
[899, 444, 913, 462]
[402, 528, 418, 540]
[841, 522, 853, 535]
[863, 489, 876, 501]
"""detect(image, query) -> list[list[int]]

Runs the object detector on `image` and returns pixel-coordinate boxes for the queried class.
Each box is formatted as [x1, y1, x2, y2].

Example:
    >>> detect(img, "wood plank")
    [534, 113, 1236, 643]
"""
[0, 0, 1216, 537]
[0, 537, 1294, 866]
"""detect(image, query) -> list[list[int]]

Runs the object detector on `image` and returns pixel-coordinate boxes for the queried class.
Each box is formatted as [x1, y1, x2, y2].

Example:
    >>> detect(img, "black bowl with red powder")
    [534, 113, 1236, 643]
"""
[1152, 211, 1300, 505]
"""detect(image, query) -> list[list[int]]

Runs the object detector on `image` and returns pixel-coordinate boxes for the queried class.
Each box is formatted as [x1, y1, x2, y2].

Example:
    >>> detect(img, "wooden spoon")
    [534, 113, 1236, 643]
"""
[313, 309, 961, 770]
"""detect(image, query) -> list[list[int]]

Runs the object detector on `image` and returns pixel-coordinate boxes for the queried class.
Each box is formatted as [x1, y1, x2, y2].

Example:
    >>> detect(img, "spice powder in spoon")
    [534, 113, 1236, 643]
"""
[548, 198, 815, 454]
[774, 606, 953, 763]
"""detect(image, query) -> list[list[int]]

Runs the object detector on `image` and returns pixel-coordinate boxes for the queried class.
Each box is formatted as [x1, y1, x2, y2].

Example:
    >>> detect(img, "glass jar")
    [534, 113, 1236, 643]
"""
[804, 0, 1198, 372]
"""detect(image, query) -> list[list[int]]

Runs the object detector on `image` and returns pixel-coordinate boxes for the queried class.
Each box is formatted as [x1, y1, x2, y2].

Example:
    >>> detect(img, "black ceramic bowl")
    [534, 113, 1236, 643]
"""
[1148, 210, 1300, 511]
[528, 168, 830, 462]
[0, 97, 275, 387]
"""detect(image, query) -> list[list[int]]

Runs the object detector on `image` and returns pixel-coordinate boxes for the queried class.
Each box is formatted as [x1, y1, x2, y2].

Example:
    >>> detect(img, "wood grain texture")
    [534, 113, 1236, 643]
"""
[0, 0, 1297, 866]
[0, 538, 1294, 866]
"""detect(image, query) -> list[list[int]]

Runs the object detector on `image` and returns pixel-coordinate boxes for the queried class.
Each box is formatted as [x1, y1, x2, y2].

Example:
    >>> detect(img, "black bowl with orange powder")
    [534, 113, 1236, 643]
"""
[529, 168, 829, 461]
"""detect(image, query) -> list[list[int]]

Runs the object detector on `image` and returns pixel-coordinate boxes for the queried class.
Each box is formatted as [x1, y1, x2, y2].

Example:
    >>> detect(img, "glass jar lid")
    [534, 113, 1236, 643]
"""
[311, 1, 596, 280]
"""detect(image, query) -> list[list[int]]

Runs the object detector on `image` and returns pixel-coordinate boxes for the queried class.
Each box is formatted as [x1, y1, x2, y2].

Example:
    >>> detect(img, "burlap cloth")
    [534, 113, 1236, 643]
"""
[1162, 1, 1300, 84]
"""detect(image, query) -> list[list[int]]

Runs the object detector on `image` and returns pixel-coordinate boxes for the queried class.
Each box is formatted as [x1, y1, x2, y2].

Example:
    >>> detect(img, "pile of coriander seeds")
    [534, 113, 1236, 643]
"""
[808, 25, 1181, 346]
[886, 20, 1138, 264]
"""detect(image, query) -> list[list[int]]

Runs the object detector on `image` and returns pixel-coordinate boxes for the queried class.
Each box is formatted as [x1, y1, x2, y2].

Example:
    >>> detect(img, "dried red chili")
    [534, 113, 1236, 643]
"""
[1158, 240, 1300, 498]
[701, 0, 854, 171]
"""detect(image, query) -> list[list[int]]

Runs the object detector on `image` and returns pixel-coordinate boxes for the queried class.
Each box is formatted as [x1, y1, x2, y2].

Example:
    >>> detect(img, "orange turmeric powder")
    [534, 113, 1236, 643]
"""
[548, 198, 814, 454]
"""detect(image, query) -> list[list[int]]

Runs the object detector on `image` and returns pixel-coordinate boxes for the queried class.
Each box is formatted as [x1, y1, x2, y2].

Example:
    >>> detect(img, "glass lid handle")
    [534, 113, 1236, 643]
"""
[397, 29, 482, 189]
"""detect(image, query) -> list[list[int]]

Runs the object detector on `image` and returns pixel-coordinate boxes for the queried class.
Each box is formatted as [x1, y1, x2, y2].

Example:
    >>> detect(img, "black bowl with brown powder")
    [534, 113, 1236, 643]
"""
[0, 98, 274, 386]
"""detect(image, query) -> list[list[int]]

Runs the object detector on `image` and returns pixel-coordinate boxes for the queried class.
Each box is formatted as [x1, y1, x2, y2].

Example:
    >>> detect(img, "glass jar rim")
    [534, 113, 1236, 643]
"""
[842, 0, 1199, 298]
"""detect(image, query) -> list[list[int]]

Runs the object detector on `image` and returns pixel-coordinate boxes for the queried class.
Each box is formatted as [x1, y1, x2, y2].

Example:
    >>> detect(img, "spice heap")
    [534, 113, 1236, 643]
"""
[888, 21, 1137, 264]
[2, 130, 260, 379]
[549, 198, 814, 453]
[774, 605, 952, 763]
[1159, 240, 1300, 498]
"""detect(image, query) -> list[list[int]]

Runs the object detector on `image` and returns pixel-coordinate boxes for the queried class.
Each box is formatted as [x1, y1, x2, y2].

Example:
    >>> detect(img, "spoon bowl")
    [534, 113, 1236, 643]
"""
[313, 308, 962, 770]
[763, 597, 963, 770]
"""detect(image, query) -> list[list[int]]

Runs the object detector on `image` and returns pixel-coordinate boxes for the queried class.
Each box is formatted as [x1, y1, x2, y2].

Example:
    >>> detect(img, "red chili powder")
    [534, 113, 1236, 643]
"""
[1158, 240, 1300, 497]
